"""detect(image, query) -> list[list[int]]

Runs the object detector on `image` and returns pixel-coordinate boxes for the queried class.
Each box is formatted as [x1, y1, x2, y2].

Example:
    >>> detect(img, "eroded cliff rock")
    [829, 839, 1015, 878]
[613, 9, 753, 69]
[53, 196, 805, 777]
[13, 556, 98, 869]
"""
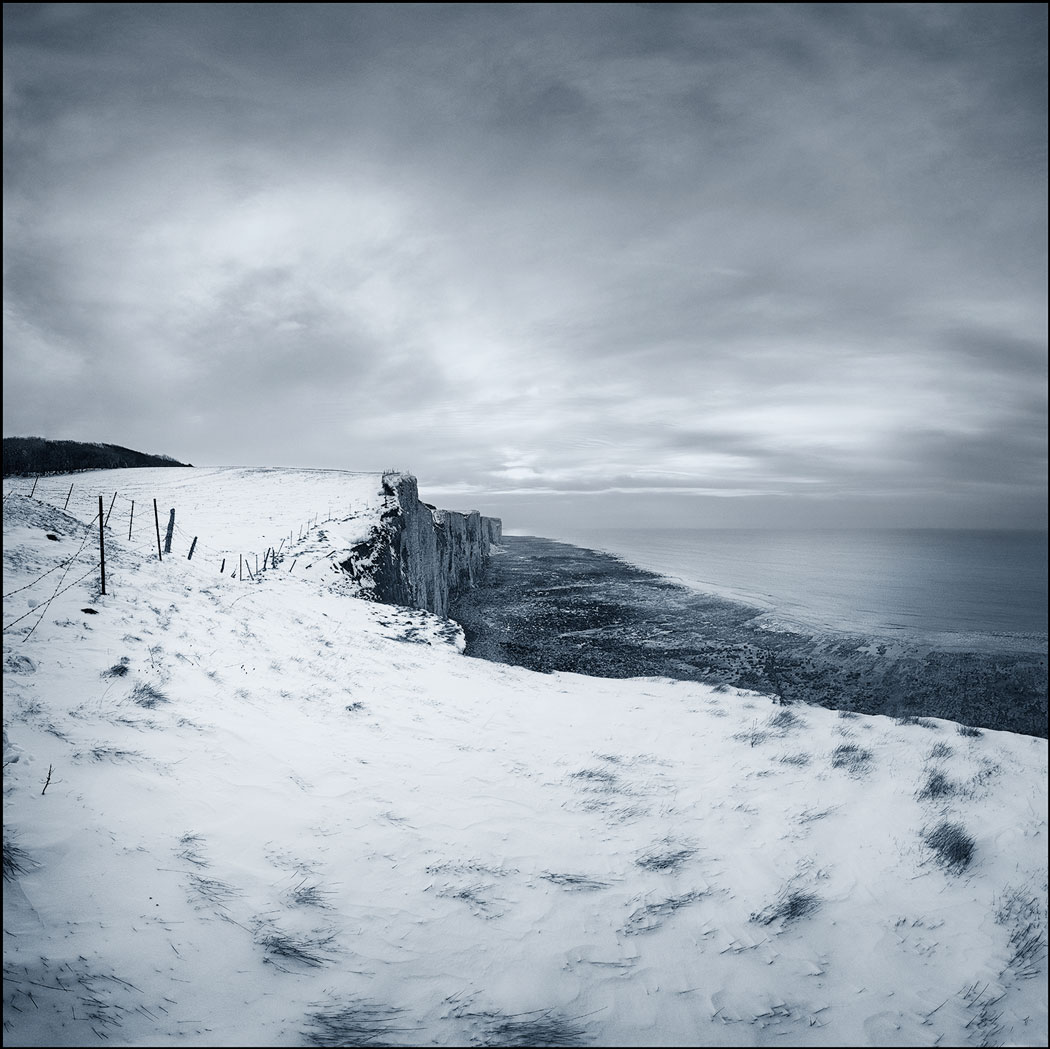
[340, 474, 502, 618]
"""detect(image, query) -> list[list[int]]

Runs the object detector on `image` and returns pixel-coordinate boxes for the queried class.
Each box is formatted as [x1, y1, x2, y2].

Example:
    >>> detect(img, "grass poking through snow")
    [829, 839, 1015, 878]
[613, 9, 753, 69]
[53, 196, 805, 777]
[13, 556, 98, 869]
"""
[751, 889, 822, 927]
[475, 1008, 591, 1047]
[3, 835, 33, 881]
[925, 821, 976, 874]
[130, 682, 168, 708]
[830, 743, 873, 775]
[302, 998, 409, 1047]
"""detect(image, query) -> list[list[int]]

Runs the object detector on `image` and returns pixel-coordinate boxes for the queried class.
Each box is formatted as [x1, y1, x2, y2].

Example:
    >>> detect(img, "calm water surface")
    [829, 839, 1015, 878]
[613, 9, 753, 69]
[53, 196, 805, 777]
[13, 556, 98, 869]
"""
[545, 528, 1047, 645]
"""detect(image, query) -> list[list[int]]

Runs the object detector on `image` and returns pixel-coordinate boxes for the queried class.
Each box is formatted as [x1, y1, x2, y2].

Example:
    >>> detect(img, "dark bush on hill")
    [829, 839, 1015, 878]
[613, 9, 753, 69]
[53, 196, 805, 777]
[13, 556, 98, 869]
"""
[3, 437, 190, 477]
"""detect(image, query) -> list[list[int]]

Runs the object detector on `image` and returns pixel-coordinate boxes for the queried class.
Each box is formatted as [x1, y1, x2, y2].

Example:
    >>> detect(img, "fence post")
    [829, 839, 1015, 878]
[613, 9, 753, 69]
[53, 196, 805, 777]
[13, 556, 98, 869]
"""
[128, 501, 134, 541]
[187, 537, 198, 560]
[164, 509, 175, 554]
[239, 554, 242, 581]
[30, 477, 38, 498]
[98, 496, 106, 596]
[245, 557, 255, 581]
[255, 553, 259, 577]
[105, 491, 117, 528]
[221, 557, 226, 574]
[64, 483, 73, 510]
[154, 499, 163, 561]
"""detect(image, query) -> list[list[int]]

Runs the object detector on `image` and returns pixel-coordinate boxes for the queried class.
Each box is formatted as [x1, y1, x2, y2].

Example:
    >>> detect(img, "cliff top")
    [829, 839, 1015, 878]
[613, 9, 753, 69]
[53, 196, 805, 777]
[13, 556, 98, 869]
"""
[2, 469, 1046, 1049]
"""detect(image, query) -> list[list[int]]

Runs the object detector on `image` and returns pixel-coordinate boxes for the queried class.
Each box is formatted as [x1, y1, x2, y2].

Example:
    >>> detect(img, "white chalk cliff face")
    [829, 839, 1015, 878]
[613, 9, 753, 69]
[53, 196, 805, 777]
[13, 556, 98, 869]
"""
[340, 474, 502, 618]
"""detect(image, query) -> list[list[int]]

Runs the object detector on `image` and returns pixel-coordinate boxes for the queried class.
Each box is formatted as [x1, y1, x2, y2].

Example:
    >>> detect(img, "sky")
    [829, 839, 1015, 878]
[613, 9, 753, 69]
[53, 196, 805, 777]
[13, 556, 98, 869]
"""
[3, 3, 1047, 533]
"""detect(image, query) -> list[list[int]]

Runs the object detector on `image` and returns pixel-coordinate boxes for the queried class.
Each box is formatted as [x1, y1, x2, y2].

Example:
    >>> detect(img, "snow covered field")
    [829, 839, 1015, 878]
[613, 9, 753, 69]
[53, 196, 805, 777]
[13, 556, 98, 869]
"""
[3, 469, 1047, 1047]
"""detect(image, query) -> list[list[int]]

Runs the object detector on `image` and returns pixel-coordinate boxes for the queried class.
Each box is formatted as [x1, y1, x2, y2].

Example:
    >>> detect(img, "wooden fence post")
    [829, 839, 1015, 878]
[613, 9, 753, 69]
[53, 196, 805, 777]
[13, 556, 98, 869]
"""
[105, 491, 117, 527]
[239, 554, 242, 581]
[64, 483, 74, 510]
[128, 501, 134, 541]
[98, 496, 106, 596]
[187, 537, 198, 560]
[221, 557, 226, 574]
[164, 509, 175, 554]
[245, 557, 255, 581]
[30, 477, 38, 498]
[154, 499, 163, 561]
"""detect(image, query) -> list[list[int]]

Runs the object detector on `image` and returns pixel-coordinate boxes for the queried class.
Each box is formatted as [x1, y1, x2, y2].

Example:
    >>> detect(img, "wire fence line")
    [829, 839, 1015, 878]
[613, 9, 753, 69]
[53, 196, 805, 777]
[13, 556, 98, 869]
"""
[3, 477, 366, 635]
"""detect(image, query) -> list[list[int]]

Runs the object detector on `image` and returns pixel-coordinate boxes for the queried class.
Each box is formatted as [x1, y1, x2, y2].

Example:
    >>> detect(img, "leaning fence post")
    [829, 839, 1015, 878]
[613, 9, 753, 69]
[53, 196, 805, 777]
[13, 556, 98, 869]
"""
[154, 499, 163, 561]
[105, 491, 117, 527]
[98, 496, 106, 596]
[220, 557, 226, 574]
[245, 557, 255, 581]
[64, 483, 74, 510]
[128, 500, 134, 541]
[187, 537, 198, 560]
[164, 509, 175, 554]
[30, 477, 38, 498]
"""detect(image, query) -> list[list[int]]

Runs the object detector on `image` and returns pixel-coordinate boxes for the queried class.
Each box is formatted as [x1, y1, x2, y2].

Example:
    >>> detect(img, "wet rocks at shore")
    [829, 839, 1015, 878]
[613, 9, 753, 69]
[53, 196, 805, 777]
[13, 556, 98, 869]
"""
[450, 536, 1048, 738]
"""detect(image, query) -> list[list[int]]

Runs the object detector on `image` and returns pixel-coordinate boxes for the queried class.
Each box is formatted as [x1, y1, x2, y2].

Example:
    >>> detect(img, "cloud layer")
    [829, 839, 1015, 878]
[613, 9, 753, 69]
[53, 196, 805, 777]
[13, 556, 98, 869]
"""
[4, 4, 1046, 529]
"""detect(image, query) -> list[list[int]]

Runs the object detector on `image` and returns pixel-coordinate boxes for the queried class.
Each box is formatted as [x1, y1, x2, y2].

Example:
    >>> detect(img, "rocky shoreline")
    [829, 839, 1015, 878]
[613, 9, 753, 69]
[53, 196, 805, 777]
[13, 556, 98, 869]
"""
[450, 536, 1048, 738]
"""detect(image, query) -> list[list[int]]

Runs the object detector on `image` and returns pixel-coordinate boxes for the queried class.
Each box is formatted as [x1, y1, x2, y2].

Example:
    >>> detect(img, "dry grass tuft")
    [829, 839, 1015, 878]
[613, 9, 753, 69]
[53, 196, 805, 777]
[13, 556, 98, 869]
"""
[622, 890, 708, 935]
[636, 840, 696, 873]
[3, 835, 33, 881]
[896, 715, 939, 729]
[540, 871, 609, 891]
[916, 769, 960, 801]
[256, 924, 337, 969]
[995, 886, 1047, 980]
[751, 889, 821, 927]
[925, 821, 975, 873]
[768, 708, 804, 730]
[476, 1009, 591, 1047]
[130, 682, 168, 708]
[831, 743, 873, 774]
[302, 998, 409, 1047]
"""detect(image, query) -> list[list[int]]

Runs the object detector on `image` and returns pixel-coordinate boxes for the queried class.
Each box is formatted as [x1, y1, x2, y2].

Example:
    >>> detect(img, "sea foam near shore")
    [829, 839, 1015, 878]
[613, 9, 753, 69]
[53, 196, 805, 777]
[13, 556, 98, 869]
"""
[542, 527, 1048, 646]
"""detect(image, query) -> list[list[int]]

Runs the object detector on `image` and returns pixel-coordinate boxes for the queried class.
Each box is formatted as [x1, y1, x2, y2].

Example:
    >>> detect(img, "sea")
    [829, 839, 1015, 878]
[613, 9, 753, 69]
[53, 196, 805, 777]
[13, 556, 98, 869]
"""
[545, 528, 1048, 650]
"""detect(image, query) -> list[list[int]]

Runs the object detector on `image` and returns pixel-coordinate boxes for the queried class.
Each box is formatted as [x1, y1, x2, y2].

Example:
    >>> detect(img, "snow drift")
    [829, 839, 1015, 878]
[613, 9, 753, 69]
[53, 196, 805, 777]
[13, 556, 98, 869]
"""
[2, 468, 1047, 1048]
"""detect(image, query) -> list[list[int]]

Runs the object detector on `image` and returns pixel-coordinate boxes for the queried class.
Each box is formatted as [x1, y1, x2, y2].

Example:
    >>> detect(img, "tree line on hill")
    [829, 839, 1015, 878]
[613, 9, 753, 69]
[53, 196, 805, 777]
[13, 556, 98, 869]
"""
[2, 437, 191, 477]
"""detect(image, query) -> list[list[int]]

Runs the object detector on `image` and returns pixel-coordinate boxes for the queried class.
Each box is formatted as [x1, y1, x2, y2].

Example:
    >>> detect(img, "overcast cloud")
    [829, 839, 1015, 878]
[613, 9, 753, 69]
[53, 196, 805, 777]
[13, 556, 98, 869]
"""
[3, 3, 1046, 531]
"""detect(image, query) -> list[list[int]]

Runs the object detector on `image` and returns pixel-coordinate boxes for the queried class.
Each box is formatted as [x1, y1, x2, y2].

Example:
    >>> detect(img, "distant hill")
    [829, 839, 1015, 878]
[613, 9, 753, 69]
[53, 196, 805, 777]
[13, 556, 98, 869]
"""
[2, 437, 191, 477]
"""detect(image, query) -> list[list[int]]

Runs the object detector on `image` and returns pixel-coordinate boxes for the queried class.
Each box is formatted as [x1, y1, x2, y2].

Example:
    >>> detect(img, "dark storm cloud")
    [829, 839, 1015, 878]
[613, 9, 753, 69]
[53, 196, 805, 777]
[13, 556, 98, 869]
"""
[3, 3, 1046, 527]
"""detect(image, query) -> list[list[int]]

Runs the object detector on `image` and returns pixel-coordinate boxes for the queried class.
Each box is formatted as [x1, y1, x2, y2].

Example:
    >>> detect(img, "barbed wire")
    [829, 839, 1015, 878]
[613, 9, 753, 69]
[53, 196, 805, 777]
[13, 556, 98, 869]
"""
[2, 546, 94, 599]
[2, 563, 101, 635]
[5, 486, 365, 605]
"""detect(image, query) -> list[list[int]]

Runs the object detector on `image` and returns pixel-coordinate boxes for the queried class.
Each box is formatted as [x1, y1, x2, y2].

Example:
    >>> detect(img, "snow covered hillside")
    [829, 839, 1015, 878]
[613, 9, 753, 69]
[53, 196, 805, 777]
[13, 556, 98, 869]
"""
[3, 469, 1047, 1047]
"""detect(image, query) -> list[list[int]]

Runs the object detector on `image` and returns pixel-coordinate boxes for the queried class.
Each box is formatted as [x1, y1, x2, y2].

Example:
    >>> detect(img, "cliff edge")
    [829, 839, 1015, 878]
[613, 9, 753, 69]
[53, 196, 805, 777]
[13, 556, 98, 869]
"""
[340, 473, 502, 618]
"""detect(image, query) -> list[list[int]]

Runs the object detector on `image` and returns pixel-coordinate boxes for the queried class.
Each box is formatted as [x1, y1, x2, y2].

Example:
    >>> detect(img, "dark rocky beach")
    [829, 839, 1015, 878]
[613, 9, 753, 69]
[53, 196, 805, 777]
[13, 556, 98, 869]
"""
[451, 536, 1048, 738]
